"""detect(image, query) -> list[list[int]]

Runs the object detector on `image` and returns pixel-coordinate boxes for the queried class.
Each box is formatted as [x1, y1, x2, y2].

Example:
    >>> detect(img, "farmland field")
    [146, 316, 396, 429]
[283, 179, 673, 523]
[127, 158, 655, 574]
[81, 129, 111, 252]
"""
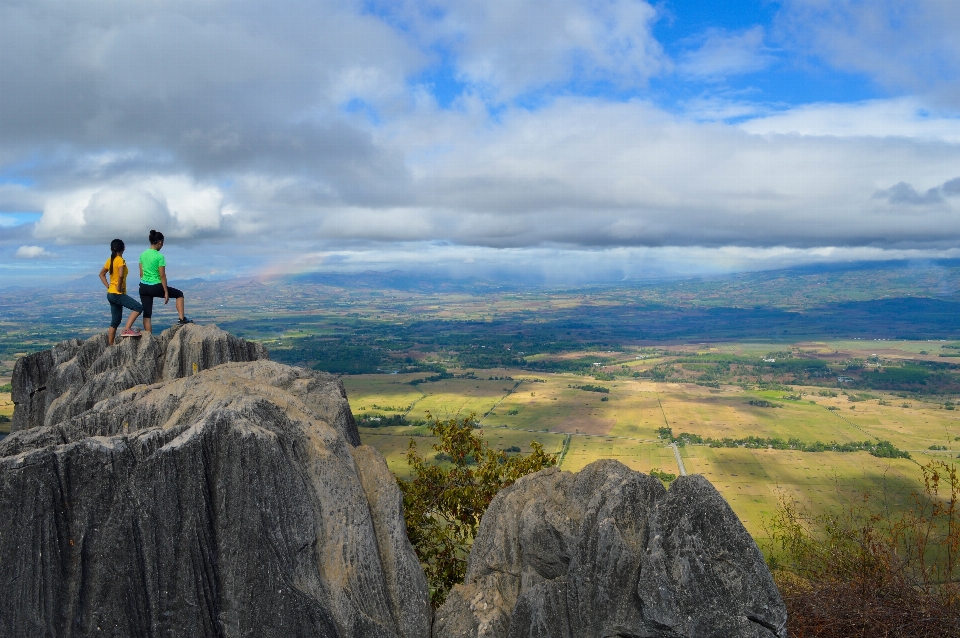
[345, 339, 960, 541]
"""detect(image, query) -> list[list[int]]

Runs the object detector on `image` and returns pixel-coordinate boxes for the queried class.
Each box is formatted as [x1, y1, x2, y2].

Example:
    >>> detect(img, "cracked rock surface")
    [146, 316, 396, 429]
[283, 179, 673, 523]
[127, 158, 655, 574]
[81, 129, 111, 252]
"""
[433, 460, 786, 638]
[10, 323, 270, 434]
[2, 327, 430, 637]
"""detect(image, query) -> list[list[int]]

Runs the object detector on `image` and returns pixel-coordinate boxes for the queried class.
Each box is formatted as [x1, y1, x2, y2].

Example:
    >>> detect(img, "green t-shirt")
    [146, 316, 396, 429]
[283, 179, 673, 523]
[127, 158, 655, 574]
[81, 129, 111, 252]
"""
[139, 249, 166, 285]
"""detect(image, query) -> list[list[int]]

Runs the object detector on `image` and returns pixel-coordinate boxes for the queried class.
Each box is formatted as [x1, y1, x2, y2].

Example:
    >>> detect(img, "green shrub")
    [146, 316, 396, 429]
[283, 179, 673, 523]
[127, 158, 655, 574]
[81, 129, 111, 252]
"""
[649, 468, 676, 485]
[572, 384, 609, 393]
[398, 413, 557, 607]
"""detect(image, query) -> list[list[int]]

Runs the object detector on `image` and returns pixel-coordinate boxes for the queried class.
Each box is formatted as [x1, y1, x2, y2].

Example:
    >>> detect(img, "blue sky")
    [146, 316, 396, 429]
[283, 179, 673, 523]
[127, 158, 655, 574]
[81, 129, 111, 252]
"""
[2, 0, 960, 286]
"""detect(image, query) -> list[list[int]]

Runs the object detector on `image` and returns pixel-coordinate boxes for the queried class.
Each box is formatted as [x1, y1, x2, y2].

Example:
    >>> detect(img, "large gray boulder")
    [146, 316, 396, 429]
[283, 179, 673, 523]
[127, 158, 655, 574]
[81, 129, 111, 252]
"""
[433, 460, 786, 638]
[10, 323, 269, 433]
[0, 332, 429, 637]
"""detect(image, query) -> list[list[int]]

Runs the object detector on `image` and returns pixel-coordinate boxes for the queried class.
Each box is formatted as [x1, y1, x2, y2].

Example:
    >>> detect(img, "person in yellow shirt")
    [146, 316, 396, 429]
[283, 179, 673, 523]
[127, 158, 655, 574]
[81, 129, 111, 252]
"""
[98, 239, 144, 345]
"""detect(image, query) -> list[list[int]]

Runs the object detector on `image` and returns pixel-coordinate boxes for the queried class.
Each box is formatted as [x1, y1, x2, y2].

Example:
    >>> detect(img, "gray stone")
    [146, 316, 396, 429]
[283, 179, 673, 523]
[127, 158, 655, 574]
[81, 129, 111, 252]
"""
[10, 324, 270, 433]
[0, 335, 428, 637]
[10, 345, 55, 433]
[434, 461, 786, 638]
[637, 475, 787, 638]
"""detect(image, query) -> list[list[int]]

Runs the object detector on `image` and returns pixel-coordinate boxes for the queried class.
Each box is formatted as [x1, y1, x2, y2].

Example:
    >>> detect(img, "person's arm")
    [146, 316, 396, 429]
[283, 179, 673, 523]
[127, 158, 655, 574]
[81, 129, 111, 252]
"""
[139, 262, 143, 280]
[99, 267, 110, 289]
[159, 265, 170, 303]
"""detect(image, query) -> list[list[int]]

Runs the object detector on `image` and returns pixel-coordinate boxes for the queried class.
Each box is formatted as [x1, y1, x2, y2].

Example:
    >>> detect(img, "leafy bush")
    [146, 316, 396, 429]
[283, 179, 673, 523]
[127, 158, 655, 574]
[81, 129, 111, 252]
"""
[0, 383, 11, 393]
[749, 399, 784, 408]
[410, 371, 453, 385]
[765, 461, 960, 637]
[659, 425, 910, 458]
[862, 366, 931, 388]
[0, 415, 9, 423]
[649, 468, 676, 485]
[398, 413, 557, 607]
[571, 383, 609, 393]
[356, 413, 420, 427]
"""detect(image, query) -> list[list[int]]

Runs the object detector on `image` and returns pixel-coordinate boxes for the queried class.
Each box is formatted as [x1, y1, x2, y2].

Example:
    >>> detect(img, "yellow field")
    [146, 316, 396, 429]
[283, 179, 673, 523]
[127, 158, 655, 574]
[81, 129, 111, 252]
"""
[0, 392, 11, 434]
[344, 365, 960, 541]
[681, 446, 921, 537]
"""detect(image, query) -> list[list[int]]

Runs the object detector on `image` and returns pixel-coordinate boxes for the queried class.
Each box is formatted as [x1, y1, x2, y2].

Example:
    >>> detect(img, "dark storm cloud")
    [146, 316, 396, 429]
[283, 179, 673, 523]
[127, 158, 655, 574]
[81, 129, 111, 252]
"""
[874, 176, 960, 206]
[942, 177, 960, 196]
[875, 182, 944, 206]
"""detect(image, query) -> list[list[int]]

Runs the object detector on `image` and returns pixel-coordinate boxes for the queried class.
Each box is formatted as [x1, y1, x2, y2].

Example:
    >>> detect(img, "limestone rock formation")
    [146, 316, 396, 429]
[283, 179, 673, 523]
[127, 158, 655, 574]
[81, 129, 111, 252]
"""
[1, 327, 429, 637]
[433, 460, 786, 638]
[10, 323, 269, 433]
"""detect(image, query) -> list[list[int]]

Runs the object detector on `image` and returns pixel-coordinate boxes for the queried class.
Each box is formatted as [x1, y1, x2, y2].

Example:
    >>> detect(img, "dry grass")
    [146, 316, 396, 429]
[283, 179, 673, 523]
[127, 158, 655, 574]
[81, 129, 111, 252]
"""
[766, 461, 960, 637]
[779, 576, 957, 638]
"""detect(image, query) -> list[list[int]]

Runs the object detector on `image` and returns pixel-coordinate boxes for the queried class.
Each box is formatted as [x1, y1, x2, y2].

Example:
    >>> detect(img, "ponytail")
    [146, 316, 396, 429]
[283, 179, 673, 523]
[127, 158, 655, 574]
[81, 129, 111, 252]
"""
[149, 229, 164, 245]
[108, 238, 125, 275]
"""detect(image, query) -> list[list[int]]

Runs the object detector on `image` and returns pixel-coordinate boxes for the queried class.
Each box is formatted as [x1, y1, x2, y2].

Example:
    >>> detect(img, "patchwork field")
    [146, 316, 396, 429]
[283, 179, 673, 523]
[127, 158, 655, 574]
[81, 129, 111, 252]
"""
[0, 377, 11, 435]
[344, 356, 960, 542]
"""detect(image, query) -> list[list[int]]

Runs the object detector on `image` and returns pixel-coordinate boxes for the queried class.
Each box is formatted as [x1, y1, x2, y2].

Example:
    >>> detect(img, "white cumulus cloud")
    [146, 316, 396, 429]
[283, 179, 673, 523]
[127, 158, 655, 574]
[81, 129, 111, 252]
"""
[34, 176, 226, 244]
[15, 245, 53, 258]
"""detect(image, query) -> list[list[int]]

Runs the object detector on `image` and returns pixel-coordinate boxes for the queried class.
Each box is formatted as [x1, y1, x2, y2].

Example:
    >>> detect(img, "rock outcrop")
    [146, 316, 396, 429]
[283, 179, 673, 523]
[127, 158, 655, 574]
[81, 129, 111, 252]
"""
[1, 327, 429, 637]
[433, 460, 786, 638]
[10, 324, 269, 433]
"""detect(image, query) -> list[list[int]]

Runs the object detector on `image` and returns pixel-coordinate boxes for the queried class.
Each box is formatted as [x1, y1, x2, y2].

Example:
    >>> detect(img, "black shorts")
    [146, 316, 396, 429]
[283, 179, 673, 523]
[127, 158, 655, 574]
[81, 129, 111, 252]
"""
[139, 283, 184, 318]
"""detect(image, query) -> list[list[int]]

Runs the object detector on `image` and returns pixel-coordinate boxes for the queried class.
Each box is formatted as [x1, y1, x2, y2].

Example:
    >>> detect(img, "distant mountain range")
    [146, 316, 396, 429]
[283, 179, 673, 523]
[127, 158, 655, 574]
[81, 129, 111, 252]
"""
[10, 258, 960, 307]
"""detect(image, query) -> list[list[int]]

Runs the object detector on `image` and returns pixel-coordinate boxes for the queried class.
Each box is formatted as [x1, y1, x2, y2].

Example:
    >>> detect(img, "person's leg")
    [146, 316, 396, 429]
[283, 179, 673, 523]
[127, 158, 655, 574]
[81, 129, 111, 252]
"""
[139, 283, 156, 333]
[107, 294, 123, 345]
[119, 294, 143, 332]
[167, 286, 188, 322]
[124, 311, 142, 331]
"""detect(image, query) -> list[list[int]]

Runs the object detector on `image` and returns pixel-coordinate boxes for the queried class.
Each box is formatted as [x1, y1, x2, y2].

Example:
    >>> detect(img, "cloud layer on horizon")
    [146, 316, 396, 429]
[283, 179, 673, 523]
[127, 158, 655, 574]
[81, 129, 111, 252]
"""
[2, 0, 960, 282]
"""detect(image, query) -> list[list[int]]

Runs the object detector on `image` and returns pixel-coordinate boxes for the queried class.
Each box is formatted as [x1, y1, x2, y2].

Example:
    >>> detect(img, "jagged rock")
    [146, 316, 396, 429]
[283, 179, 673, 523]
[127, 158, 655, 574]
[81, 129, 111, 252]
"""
[10, 324, 269, 433]
[0, 333, 429, 637]
[433, 460, 786, 638]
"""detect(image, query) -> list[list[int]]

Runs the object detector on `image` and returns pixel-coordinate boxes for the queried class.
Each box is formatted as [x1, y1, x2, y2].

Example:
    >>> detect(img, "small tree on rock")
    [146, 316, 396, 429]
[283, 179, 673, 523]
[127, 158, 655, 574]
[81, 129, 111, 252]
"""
[398, 413, 556, 607]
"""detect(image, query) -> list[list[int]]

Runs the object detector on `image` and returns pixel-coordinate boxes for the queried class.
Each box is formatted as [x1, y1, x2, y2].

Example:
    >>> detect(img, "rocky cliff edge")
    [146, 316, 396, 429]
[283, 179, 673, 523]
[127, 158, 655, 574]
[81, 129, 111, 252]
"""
[1, 326, 430, 637]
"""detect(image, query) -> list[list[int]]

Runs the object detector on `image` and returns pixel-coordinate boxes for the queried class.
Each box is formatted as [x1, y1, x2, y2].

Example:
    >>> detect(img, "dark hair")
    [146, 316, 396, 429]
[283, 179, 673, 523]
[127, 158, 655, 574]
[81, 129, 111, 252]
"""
[149, 229, 164, 245]
[109, 239, 125, 275]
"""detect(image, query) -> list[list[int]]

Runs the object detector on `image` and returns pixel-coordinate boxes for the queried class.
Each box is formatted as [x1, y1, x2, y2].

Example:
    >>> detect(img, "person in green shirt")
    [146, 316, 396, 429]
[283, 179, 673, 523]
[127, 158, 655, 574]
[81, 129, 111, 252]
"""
[138, 229, 193, 333]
